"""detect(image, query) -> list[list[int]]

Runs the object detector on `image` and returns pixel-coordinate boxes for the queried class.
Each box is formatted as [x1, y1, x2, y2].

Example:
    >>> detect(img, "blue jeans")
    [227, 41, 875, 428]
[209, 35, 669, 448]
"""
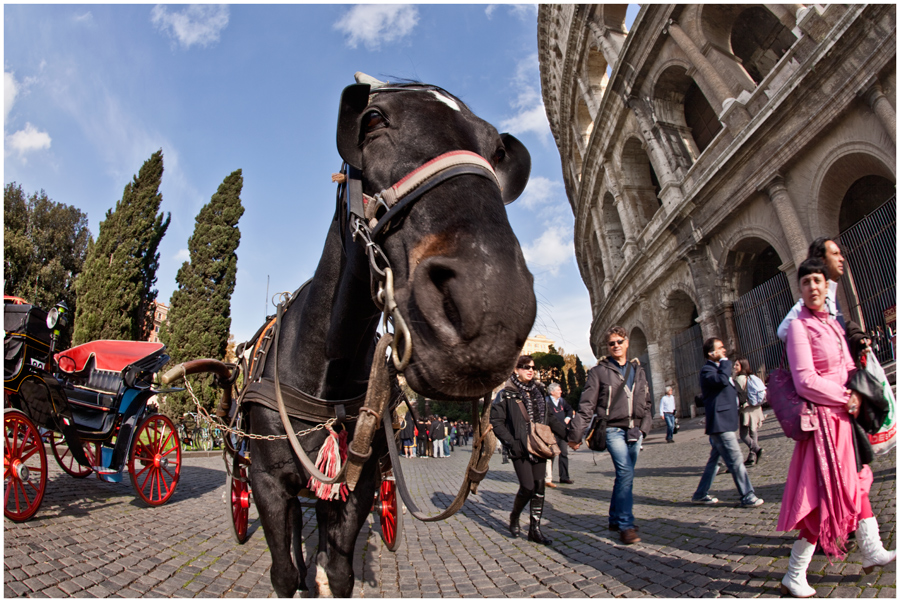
[664, 413, 675, 441]
[693, 431, 758, 504]
[606, 427, 642, 530]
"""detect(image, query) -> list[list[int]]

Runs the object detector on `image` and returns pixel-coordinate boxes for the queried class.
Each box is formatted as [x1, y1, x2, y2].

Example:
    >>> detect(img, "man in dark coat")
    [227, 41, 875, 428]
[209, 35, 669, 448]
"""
[546, 382, 574, 484]
[690, 337, 764, 508]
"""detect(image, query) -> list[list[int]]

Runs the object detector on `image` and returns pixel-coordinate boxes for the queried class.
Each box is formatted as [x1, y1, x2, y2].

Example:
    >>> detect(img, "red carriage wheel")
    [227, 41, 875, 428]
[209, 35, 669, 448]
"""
[376, 476, 403, 551]
[50, 432, 99, 478]
[128, 413, 181, 506]
[227, 455, 252, 544]
[4, 409, 48, 522]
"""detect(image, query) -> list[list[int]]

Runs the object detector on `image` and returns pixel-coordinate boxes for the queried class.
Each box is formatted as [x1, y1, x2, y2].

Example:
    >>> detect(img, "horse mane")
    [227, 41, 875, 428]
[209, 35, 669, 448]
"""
[372, 78, 470, 112]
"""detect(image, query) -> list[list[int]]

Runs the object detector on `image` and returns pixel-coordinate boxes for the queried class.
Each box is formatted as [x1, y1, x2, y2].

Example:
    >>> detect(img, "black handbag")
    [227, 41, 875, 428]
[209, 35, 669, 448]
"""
[848, 369, 889, 434]
[585, 415, 607, 451]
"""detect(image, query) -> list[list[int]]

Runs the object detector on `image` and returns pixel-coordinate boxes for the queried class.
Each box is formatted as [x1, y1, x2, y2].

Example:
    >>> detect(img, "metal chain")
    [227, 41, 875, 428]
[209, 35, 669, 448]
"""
[181, 377, 351, 441]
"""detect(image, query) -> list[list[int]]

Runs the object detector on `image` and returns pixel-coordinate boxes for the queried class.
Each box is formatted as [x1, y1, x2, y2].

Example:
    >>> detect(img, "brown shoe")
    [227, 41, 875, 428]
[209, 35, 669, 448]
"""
[546, 482, 557, 488]
[620, 528, 641, 545]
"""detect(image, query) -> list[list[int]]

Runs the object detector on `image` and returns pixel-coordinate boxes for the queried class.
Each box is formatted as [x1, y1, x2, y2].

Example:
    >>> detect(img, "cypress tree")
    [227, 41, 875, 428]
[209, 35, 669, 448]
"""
[73, 150, 170, 344]
[160, 169, 245, 415]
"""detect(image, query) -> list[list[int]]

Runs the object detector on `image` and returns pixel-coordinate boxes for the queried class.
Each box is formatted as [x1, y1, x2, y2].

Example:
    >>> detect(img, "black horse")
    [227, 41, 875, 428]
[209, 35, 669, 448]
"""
[248, 74, 536, 597]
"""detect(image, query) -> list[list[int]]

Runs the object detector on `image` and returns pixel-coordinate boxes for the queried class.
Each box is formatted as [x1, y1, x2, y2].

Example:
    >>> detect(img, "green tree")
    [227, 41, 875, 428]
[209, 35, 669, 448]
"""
[4, 183, 91, 347]
[532, 350, 566, 384]
[575, 356, 587, 389]
[565, 367, 581, 406]
[160, 169, 245, 415]
[73, 150, 171, 344]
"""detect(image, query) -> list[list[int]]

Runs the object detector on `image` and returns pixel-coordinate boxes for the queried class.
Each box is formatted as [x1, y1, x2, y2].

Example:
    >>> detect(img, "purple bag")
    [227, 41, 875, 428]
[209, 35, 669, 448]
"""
[766, 368, 818, 441]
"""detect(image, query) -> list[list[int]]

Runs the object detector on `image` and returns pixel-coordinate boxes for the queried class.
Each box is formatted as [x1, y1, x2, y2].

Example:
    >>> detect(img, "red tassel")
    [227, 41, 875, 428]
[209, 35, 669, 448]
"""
[308, 428, 349, 501]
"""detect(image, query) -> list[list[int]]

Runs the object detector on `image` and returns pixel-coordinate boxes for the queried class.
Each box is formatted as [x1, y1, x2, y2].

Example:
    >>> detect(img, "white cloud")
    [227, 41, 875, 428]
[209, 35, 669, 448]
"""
[174, 248, 190, 263]
[74, 12, 94, 24]
[518, 176, 565, 211]
[151, 5, 230, 49]
[5, 71, 19, 125]
[499, 54, 552, 143]
[486, 4, 537, 20]
[334, 5, 419, 51]
[522, 225, 575, 276]
[6, 122, 51, 158]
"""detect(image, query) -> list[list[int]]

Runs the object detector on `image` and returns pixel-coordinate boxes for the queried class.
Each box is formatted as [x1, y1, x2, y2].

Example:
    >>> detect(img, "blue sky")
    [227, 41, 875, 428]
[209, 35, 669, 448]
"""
[4, 4, 621, 363]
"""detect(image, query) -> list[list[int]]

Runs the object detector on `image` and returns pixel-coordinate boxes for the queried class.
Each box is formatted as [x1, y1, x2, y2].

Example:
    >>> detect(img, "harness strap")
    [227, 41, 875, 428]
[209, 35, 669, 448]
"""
[381, 392, 497, 522]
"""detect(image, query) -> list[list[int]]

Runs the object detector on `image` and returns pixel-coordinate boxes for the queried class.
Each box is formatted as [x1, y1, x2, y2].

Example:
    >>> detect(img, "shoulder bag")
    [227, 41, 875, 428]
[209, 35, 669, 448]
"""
[515, 398, 558, 460]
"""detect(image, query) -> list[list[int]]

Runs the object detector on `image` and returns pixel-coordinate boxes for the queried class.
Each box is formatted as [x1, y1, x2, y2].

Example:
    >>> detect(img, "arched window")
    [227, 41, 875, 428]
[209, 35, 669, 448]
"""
[731, 7, 797, 84]
[684, 81, 722, 154]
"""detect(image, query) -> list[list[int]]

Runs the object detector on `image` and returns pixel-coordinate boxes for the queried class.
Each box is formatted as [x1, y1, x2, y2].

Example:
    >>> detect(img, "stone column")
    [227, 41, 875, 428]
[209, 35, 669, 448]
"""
[758, 174, 809, 268]
[860, 78, 897, 145]
[576, 78, 599, 120]
[588, 22, 621, 65]
[626, 97, 679, 187]
[766, 4, 803, 29]
[685, 245, 721, 340]
[663, 21, 733, 110]
[603, 167, 640, 263]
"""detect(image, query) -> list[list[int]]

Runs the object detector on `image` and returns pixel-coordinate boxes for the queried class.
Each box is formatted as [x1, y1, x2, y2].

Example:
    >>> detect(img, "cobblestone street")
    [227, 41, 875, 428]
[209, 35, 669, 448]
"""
[4, 412, 895, 597]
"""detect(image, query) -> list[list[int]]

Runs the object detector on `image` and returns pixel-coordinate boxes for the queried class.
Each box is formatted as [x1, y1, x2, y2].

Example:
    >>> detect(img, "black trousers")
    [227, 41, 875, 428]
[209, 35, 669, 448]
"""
[512, 457, 545, 493]
[554, 436, 570, 481]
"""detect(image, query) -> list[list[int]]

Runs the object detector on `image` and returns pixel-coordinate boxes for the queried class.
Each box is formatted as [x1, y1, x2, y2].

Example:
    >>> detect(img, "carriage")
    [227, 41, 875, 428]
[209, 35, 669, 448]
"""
[4, 299, 182, 522]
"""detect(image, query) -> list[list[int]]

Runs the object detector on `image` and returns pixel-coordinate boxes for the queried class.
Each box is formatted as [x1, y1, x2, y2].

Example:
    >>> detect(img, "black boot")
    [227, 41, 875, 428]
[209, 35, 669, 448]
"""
[509, 489, 531, 537]
[527, 484, 552, 545]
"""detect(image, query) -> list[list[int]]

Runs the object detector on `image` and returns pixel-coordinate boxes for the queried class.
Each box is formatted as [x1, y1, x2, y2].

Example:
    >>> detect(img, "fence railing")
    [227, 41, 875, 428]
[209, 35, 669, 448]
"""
[733, 270, 795, 377]
[671, 323, 704, 417]
[839, 196, 896, 364]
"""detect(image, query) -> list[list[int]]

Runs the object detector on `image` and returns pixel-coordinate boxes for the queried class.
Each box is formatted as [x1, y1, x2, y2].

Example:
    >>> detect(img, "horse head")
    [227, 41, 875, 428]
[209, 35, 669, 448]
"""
[337, 74, 536, 401]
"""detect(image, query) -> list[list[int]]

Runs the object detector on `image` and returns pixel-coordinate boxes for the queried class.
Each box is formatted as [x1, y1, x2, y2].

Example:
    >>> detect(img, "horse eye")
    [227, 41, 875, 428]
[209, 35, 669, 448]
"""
[363, 110, 386, 132]
[492, 147, 506, 164]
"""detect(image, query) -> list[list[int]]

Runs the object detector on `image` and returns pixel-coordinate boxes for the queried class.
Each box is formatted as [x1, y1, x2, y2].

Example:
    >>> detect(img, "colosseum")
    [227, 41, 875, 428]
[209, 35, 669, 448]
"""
[538, 4, 895, 417]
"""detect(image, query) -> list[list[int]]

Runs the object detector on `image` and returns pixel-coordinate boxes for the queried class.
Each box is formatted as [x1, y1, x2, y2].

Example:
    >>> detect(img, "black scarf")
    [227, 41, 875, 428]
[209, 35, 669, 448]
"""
[511, 374, 545, 422]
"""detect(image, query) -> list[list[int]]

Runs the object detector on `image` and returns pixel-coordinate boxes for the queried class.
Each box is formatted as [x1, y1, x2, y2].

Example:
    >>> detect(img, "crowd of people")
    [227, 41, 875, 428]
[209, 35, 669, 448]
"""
[486, 235, 894, 596]
[397, 413, 473, 459]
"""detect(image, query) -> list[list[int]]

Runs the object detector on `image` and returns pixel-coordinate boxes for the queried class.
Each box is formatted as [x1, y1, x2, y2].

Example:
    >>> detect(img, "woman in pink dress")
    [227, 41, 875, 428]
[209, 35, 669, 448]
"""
[779, 258, 895, 597]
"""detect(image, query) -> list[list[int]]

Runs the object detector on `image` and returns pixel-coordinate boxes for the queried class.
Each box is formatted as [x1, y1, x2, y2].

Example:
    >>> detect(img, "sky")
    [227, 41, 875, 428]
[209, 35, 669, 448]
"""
[4, 4, 636, 364]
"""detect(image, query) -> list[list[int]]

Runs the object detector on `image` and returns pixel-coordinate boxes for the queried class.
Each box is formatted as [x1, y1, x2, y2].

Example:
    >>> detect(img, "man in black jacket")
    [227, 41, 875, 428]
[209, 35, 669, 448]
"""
[546, 382, 574, 485]
[568, 326, 652, 545]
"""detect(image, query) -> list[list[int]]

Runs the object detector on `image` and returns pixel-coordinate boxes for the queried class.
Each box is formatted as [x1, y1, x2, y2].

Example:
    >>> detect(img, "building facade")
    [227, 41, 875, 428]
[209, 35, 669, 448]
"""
[148, 300, 169, 343]
[522, 334, 556, 355]
[538, 4, 895, 416]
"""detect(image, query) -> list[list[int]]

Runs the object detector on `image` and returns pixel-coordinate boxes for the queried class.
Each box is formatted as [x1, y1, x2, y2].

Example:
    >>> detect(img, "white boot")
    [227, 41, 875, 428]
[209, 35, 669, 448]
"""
[857, 517, 896, 574]
[780, 538, 817, 597]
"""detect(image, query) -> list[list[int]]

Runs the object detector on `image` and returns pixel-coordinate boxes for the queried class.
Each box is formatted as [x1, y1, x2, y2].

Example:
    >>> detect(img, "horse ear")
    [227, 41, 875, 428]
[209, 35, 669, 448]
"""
[497, 134, 531, 204]
[336, 83, 371, 168]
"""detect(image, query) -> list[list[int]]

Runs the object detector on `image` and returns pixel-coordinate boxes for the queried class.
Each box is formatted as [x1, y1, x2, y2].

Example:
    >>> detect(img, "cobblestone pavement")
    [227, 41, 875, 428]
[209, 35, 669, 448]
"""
[4, 413, 895, 598]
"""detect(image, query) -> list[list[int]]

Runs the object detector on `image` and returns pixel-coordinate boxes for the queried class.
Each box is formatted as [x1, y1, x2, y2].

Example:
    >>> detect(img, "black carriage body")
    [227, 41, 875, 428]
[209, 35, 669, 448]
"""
[4, 303, 53, 393]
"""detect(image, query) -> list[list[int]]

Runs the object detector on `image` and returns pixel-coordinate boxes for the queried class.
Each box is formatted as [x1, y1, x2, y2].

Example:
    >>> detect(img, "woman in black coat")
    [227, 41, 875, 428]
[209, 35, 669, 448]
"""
[491, 355, 566, 545]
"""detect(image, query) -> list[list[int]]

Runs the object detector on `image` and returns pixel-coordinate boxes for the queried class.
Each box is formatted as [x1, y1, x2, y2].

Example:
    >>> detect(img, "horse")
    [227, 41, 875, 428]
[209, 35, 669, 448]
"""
[247, 73, 536, 597]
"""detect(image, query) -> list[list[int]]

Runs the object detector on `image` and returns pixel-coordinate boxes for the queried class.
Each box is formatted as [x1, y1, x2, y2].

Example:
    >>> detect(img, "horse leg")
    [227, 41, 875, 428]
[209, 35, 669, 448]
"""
[314, 469, 377, 598]
[291, 497, 309, 595]
[252, 471, 304, 597]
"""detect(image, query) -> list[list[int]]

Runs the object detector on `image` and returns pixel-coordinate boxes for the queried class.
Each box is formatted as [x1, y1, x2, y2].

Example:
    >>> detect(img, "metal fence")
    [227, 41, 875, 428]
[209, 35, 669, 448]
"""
[671, 323, 704, 417]
[839, 196, 896, 364]
[733, 271, 795, 377]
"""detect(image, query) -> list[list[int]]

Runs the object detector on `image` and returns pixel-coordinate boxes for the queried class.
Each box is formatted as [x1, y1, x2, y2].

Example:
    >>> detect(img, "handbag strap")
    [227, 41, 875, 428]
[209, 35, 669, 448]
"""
[515, 397, 533, 425]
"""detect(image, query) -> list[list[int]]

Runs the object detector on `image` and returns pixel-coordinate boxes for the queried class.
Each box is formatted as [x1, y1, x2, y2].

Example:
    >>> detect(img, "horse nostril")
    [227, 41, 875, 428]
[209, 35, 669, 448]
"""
[428, 264, 463, 334]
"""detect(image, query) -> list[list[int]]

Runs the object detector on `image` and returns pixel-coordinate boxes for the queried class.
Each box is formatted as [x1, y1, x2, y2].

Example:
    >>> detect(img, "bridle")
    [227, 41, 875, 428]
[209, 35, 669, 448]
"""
[337, 148, 501, 371]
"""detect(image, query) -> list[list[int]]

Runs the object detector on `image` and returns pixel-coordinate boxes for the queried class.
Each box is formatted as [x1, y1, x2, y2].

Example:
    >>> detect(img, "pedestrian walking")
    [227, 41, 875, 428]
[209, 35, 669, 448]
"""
[545, 382, 574, 485]
[399, 415, 416, 458]
[660, 386, 676, 443]
[416, 418, 428, 458]
[431, 416, 446, 458]
[733, 358, 765, 465]
[778, 258, 895, 597]
[690, 338, 764, 508]
[491, 355, 566, 545]
[568, 327, 652, 545]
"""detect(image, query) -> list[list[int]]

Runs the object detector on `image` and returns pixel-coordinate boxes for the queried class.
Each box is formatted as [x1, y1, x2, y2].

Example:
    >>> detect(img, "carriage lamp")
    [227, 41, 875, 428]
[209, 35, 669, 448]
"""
[46, 301, 69, 334]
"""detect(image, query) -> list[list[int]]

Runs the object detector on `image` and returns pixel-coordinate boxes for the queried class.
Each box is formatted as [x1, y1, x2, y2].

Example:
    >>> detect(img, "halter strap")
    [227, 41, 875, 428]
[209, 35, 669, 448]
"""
[361, 150, 500, 238]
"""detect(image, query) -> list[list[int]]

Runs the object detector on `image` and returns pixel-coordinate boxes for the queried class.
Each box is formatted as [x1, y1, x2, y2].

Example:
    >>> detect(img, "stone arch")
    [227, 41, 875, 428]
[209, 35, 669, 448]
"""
[839, 175, 895, 232]
[601, 191, 626, 275]
[810, 143, 896, 238]
[730, 6, 798, 84]
[594, 5, 629, 31]
[720, 232, 787, 298]
[585, 46, 610, 105]
[652, 64, 722, 161]
[620, 136, 662, 229]
[576, 97, 594, 149]
[628, 326, 648, 360]
[665, 287, 700, 332]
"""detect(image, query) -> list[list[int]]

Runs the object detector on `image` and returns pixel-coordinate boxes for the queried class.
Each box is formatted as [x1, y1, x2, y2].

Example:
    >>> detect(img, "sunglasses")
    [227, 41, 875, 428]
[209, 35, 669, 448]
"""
[519, 365, 535, 370]
[608, 339, 626, 347]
